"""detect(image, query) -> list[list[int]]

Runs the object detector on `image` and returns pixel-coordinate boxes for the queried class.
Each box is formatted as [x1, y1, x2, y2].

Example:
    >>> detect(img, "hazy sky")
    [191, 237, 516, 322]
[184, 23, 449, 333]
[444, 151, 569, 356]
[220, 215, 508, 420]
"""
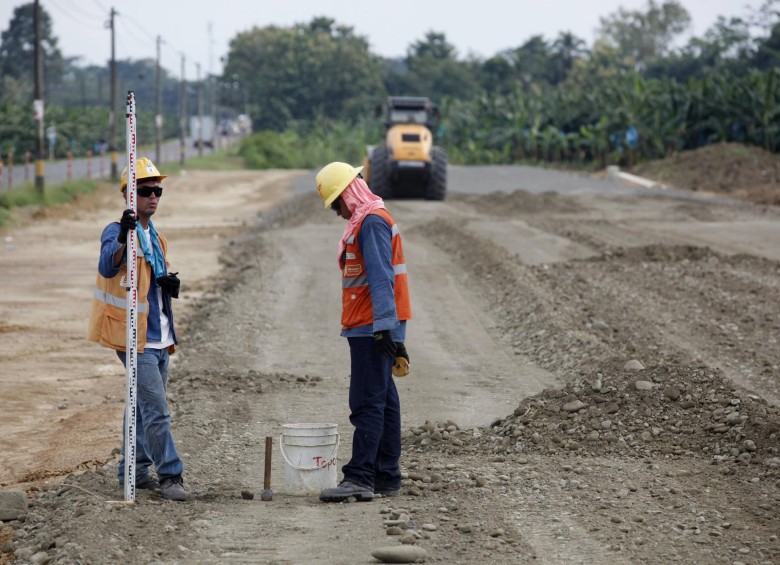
[0, 0, 768, 77]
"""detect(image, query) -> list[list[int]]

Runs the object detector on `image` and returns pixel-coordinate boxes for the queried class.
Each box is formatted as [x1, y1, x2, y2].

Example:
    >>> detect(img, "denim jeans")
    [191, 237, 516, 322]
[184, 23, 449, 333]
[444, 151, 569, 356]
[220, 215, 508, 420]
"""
[116, 348, 184, 483]
[341, 337, 401, 491]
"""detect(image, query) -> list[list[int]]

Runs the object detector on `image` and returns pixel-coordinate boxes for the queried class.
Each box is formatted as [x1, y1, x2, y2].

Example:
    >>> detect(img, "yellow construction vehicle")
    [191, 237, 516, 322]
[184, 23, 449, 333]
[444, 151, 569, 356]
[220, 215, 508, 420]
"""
[364, 96, 447, 200]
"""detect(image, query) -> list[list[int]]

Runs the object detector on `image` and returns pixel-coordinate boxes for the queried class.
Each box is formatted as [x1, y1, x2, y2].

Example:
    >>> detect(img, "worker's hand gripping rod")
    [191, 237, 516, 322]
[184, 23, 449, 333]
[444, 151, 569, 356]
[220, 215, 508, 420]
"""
[123, 90, 139, 502]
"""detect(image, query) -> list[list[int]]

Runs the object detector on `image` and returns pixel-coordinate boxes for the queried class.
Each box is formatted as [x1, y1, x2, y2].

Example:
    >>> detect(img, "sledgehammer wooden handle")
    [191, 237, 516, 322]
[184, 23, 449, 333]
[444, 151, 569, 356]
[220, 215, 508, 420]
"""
[264, 436, 272, 490]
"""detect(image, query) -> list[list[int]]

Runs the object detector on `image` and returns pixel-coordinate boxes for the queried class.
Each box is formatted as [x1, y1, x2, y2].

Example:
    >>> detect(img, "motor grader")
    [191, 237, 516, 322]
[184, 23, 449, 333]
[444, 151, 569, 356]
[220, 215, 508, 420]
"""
[363, 96, 447, 200]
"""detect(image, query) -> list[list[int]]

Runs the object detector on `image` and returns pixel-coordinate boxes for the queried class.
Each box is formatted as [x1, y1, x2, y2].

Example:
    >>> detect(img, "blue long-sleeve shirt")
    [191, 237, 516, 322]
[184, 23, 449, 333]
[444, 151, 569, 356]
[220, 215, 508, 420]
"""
[340, 214, 407, 342]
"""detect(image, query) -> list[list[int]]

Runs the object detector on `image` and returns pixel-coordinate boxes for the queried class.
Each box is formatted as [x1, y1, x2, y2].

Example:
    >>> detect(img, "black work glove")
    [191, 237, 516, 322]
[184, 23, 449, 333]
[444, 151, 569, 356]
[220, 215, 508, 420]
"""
[156, 272, 180, 299]
[117, 209, 137, 244]
[374, 330, 397, 358]
[395, 342, 409, 364]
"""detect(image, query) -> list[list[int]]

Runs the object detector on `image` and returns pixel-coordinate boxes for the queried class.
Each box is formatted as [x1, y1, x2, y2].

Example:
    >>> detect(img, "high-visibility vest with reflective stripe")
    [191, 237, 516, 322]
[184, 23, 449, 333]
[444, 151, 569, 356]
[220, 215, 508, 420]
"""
[341, 208, 411, 329]
[86, 232, 173, 353]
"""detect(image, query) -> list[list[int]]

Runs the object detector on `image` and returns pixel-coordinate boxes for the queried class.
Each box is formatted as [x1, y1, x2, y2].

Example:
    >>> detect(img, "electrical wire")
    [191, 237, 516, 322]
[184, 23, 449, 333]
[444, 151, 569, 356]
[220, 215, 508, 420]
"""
[50, 0, 105, 23]
[117, 11, 181, 71]
[116, 17, 150, 47]
[89, 0, 109, 14]
[117, 10, 199, 74]
[119, 12, 157, 44]
[46, 0, 207, 85]
[161, 42, 190, 76]
[45, 0, 105, 30]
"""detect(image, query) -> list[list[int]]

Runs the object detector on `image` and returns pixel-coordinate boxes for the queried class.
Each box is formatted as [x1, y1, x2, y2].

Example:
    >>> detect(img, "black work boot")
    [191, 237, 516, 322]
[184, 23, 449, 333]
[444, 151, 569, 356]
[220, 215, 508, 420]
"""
[319, 480, 374, 502]
[160, 475, 187, 501]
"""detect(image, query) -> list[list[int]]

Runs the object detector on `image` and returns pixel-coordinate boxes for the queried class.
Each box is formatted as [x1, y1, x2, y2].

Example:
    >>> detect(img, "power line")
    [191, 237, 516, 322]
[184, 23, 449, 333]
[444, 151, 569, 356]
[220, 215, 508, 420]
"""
[45, 0, 105, 30]
[116, 18, 155, 59]
[117, 12, 185, 72]
[118, 11, 191, 72]
[117, 14, 204, 81]
[48, 0, 104, 23]
[89, 0, 108, 14]
[119, 12, 157, 44]
[161, 42, 191, 74]
[125, 14, 203, 74]
[51, 2, 208, 88]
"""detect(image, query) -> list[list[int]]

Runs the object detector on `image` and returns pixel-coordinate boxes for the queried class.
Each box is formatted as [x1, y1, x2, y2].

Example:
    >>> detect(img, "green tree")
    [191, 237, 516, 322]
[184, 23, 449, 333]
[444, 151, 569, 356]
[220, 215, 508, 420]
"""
[402, 32, 480, 101]
[223, 17, 385, 130]
[597, 0, 691, 70]
[479, 54, 516, 95]
[408, 31, 456, 60]
[753, 22, 780, 69]
[512, 35, 552, 86]
[549, 32, 589, 84]
[566, 38, 632, 88]
[0, 2, 64, 99]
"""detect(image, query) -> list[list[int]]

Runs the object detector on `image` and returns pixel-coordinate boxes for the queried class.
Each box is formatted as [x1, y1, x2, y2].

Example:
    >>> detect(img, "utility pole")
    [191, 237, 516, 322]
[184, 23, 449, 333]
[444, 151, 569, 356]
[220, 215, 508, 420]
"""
[33, 0, 45, 193]
[80, 72, 87, 108]
[213, 78, 219, 150]
[155, 35, 162, 164]
[208, 22, 217, 149]
[109, 7, 118, 181]
[196, 63, 203, 157]
[179, 53, 186, 167]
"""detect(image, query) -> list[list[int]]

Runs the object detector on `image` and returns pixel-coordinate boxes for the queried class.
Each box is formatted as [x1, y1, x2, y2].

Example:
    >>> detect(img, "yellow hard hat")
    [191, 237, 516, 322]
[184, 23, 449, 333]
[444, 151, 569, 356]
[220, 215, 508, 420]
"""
[315, 162, 364, 209]
[119, 156, 167, 192]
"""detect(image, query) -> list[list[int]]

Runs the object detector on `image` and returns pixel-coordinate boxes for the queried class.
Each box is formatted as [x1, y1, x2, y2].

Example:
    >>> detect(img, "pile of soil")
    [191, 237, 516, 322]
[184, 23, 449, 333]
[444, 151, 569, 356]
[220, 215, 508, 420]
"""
[404, 358, 780, 474]
[631, 143, 780, 205]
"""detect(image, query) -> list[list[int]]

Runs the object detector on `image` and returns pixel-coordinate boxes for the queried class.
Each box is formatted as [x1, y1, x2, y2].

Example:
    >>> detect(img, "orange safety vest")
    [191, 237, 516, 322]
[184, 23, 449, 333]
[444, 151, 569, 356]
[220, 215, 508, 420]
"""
[342, 208, 412, 329]
[86, 232, 175, 353]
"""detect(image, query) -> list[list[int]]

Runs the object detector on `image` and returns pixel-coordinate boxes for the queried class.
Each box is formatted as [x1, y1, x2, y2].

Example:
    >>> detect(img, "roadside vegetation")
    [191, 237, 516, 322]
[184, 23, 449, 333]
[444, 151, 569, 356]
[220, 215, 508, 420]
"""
[0, 179, 102, 227]
[2, 1, 780, 176]
[164, 150, 246, 173]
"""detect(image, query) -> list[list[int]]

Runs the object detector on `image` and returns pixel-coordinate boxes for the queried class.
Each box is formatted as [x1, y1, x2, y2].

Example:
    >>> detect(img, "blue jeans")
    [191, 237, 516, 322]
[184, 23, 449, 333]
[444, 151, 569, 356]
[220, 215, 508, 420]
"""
[116, 348, 184, 483]
[341, 337, 401, 491]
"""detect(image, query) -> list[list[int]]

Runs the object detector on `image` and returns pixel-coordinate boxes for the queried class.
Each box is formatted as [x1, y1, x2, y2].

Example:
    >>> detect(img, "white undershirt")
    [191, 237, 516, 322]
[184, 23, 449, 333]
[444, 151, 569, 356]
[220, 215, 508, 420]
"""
[140, 226, 174, 349]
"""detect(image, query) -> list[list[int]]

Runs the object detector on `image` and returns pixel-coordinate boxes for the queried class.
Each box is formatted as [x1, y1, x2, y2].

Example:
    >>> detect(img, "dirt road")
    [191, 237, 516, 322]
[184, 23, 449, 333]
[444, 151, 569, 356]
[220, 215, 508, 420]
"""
[1, 167, 779, 564]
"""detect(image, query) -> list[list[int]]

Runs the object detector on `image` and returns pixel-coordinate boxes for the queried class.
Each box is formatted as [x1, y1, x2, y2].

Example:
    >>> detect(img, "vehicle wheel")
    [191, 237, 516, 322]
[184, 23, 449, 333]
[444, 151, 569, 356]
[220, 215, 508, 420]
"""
[425, 147, 447, 200]
[369, 145, 392, 199]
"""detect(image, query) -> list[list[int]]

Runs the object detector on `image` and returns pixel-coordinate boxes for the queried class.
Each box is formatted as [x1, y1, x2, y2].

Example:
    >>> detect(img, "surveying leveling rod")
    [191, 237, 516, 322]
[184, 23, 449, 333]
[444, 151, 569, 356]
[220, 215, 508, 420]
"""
[123, 91, 139, 502]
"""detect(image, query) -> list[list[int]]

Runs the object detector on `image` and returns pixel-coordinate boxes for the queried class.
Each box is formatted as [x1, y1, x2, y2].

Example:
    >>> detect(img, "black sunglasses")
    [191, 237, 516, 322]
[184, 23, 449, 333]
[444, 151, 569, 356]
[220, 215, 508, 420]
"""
[137, 185, 163, 197]
[330, 198, 341, 212]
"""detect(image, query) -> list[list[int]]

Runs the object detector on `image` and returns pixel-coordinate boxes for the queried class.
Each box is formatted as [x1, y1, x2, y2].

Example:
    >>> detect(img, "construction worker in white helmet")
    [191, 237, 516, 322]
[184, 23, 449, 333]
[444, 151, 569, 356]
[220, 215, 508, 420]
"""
[315, 161, 412, 502]
[86, 156, 187, 501]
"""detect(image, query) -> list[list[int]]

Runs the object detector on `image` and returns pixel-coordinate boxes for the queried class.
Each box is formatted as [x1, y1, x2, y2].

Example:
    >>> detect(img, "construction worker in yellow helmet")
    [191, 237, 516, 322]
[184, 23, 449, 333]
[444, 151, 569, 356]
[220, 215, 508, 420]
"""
[87, 156, 187, 501]
[119, 156, 167, 192]
[315, 161, 412, 503]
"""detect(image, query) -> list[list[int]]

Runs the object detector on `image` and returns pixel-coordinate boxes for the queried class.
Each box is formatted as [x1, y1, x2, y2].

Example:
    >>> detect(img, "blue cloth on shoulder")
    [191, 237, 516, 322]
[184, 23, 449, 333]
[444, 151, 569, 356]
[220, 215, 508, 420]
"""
[137, 221, 166, 278]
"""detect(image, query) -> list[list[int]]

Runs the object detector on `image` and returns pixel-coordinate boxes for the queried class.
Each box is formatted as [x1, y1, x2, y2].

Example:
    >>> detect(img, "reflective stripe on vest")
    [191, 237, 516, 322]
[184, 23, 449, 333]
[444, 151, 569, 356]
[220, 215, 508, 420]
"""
[341, 265, 407, 289]
[93, 288, 149, 313]
[343, 274, 368, 289]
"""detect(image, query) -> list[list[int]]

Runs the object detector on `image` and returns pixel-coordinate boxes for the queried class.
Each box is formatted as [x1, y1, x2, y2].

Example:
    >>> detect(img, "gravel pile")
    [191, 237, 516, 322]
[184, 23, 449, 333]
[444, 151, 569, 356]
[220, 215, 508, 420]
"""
[405, 360, 780, 477]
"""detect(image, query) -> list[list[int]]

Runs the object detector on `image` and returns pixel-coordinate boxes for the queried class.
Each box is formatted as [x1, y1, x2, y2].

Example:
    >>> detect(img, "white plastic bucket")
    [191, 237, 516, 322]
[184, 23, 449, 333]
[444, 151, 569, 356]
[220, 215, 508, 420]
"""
[279, 423, 339, 496]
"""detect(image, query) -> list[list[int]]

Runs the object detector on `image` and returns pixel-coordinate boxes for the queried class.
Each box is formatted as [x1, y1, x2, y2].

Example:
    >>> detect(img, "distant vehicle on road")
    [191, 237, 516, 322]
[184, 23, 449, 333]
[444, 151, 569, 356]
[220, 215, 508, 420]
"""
[190, 116, 214, 148]
[364, 96, 447, 200]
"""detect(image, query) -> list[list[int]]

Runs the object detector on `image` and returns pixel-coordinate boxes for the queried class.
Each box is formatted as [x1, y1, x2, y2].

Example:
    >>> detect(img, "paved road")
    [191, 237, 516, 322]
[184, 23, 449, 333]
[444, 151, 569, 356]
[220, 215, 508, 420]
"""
[0, 136, 239, 192]
[292, 164, 691, 199]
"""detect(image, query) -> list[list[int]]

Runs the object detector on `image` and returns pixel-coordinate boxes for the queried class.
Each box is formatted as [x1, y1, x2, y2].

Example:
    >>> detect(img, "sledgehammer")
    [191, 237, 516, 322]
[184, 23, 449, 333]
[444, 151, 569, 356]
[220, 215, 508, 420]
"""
[261, 436, 273, 501]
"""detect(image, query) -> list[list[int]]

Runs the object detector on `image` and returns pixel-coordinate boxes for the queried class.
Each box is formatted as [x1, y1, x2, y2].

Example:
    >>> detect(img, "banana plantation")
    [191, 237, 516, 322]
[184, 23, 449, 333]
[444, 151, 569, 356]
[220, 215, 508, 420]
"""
[440, 69, 780, 168]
